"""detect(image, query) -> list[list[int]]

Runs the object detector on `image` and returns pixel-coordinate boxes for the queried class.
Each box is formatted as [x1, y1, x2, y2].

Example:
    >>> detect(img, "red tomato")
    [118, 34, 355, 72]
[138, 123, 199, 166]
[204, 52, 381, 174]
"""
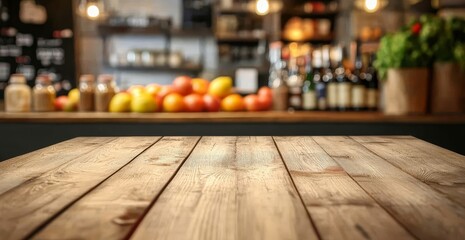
[203, 94, 221, 112]
[258, 95, 272, 110]
[411, 23, 422, 35]
[172, 76, 193, 96]
[258, 86, 272, 99]
[184, 94, 204, 112]
[54, 96, 68, 111]
[244, 94, 262, 112]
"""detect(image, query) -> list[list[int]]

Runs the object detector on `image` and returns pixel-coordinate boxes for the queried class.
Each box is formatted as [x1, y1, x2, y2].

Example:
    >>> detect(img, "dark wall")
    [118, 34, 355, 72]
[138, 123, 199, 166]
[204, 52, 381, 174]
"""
[1, 122, 464, 161]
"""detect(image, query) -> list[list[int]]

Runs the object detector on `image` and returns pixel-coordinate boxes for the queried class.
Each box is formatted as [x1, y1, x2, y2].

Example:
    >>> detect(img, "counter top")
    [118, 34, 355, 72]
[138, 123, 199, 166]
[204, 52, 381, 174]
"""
[0, 111, 465, 123]
[1, 136, 464, 239]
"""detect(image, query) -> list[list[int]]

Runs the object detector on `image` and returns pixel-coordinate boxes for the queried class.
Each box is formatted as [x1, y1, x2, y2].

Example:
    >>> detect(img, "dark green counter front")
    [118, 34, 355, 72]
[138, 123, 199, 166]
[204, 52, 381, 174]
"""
[1, 112, 464, 161]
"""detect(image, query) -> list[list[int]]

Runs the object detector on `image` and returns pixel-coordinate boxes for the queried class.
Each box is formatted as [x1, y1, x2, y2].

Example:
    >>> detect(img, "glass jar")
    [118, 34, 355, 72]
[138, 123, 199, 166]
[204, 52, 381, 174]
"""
[95, 74, 115, 112]
[32, 75, 56, 112]
[5, 74, 32, 112]
[79, 74, 95, 112]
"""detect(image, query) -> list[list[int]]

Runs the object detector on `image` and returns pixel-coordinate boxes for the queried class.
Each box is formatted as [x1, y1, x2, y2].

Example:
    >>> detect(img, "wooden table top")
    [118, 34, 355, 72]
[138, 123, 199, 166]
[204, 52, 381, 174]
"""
[1, 111, 465, 123]
[0, 136, 464, 240]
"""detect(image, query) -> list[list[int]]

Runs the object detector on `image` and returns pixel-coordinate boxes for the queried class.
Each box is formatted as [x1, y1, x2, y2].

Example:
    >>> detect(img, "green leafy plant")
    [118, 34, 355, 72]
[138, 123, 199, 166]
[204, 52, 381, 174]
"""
[374, 15, 465, 80]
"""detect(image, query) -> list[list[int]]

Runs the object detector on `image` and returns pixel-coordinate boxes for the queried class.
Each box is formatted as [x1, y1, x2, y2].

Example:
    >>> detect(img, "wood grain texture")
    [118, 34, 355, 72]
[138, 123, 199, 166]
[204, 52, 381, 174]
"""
[33, 137, 200, 240]
[0, 137, 159, 240]
[313, 136, 465, 240]
[0, 137, 115, 195]
[274, 136, 413, 240]
[130, 136, 318, 240]
[388, 136, 465, 169]
[0, 111, 464, 124]
[352, 136, 465, 208]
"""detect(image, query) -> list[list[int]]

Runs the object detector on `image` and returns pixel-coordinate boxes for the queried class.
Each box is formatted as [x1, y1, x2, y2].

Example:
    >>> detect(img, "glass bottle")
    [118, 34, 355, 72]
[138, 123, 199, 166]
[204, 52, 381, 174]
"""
[335, 61, 351, 111]
[366, 54, 379, 111]
[268, 42, 288, 111]
[350, 58, 366, 111]
[5, 74, 32, 112]
[33, 75, 56, 112]
[79, 74, 95, 112]
[95, 74, 115, 112]
[287, 57, 302, 111]
[301, 55, 316, 111]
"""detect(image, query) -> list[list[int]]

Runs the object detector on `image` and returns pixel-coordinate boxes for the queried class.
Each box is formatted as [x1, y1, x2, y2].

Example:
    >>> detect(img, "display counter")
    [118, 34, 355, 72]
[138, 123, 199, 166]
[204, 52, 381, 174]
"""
[1, 111, 465, 123]
[1, 111, 465, 161]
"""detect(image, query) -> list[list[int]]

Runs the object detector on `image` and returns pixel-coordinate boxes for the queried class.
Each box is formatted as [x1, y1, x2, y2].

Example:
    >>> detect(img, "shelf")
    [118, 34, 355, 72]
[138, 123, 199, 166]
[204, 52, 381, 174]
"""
[217, 34, 266, 44]
[104, 64, 203, 73]
[218, 6, 254, 15]
[1, 112, 465, 124]
[281, 10, 339, 18]
[281, 35, 333, 44]
[98, 25, 212, 37]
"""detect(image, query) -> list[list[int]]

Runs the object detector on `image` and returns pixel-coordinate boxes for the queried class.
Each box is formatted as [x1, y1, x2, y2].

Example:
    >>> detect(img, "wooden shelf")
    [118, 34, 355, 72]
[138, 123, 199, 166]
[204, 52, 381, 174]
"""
[217, 34, 266, 44]
[104, 64, 203, 73]
[218, 6, 253, 15]
[98, 25, 212, 37]
[282, 10, 339, 18]
[281, 35, 333, 44]
[1, 112, 465, 124]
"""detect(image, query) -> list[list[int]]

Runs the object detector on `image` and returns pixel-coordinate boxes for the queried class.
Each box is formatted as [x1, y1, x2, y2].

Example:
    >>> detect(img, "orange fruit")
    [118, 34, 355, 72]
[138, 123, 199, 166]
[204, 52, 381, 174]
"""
[145, 84, 162, 98]
[221, 94, 245, 112]
[192, 78, 209, 95]
[163, 93, 185, 112]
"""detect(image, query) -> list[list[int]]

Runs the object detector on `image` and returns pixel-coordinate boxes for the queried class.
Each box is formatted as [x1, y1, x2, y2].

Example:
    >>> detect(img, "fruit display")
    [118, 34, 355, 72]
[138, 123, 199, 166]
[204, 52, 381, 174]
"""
[53, 75, 273, 113]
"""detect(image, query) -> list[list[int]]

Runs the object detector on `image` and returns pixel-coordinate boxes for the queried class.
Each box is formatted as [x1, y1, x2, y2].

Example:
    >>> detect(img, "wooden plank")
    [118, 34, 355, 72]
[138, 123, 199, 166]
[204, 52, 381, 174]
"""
[274, 136, 413, 240]
[0, 137, 159, 240]
[0, 137, 115, 195]
[33, 137, 200, 240]
[313, 136, 465, 240]
[0, 112, 464, 124]
[352, 136, 465, 208]
[130, 136, 318, 240]
[385, 136, 465, 169]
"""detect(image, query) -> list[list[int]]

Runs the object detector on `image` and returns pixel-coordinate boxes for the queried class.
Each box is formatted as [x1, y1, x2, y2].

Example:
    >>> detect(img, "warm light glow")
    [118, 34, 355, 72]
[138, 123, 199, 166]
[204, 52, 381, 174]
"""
[364, 0, 379, 12]
[86, 4, 100, 18]
[256, 0, 270, 16]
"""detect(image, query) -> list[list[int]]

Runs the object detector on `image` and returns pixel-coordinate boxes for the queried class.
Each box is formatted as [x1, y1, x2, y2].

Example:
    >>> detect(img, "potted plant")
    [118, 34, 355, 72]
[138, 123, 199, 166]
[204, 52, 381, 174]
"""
[375, 16, 434, 115]
[424, 17, 465, 113]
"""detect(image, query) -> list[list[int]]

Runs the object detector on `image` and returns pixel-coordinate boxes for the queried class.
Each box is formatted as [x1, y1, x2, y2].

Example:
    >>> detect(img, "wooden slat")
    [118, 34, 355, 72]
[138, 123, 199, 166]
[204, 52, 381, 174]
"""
[274, 136, 413, 240]
[0, 137, 159, 240]
[386, 136, 465, 169]
[33, 137, 200, 240]
[130, 136, 318, 240]
[352, 136, 465, 208]
[313, 136, 465, 240]
[0, 137, 115, 195]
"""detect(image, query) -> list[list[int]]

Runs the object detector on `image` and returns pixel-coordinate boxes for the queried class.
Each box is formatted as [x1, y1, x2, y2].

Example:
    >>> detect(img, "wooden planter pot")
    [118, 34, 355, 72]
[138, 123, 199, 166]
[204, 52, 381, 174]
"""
[431, 63, 465, 114]
[383, 68, 429, 115]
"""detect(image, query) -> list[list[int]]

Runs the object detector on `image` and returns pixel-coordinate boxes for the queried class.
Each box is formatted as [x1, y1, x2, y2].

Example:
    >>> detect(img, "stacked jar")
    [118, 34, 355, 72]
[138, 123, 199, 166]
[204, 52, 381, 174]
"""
[5, 74, 32, 112]
[79, 75, 95, 112]
[95, 74, 115, 112]
[32, 75, 56, 112]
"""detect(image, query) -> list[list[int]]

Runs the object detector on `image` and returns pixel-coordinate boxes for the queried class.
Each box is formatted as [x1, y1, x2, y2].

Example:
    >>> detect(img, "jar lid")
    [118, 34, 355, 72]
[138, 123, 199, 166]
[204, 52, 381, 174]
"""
[80, 74, 95, 82]
[97, 74, 113, 83]
[9, 74, 26, 84]
[35, 75, 51, 84]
